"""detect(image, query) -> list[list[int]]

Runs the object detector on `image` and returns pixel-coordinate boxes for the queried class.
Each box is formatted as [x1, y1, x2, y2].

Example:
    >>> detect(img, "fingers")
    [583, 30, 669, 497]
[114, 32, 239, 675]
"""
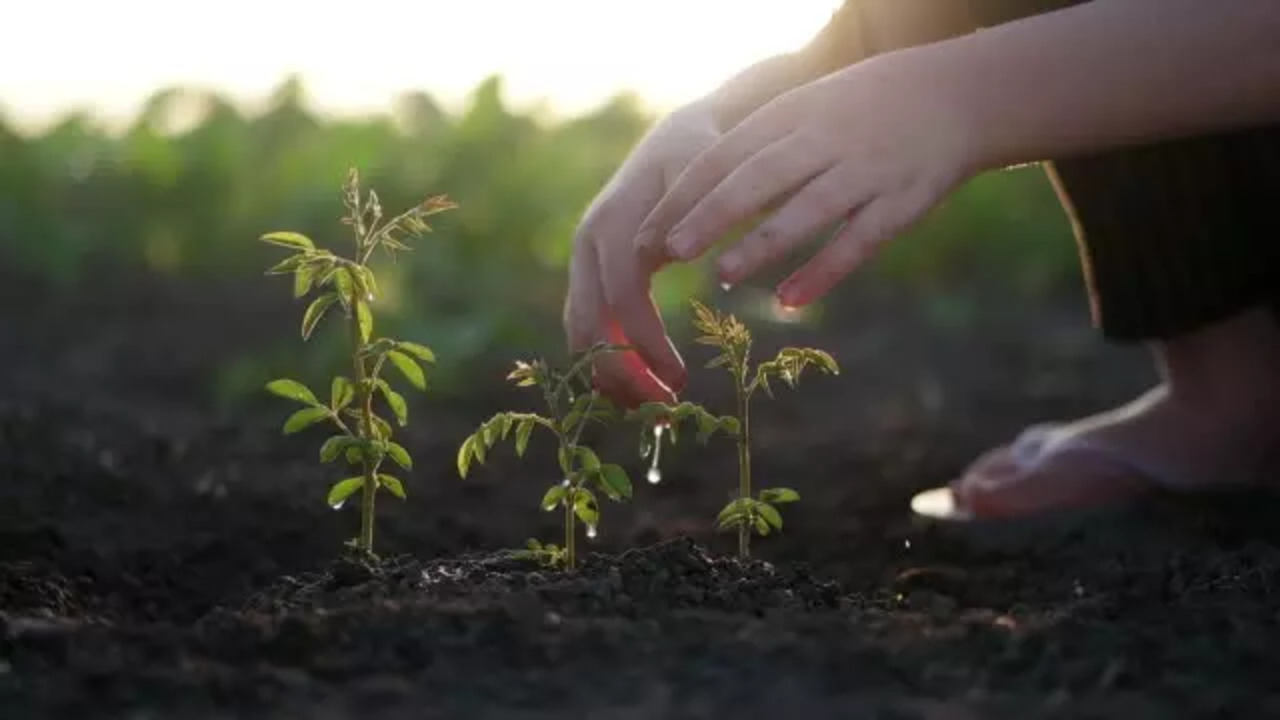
[776, 181, 938, 307]
[655, 134, 833, 263]
[564, 177, 685, 408]
[714, 164, 864, 286]
[597, 220, 688, 395]
[591, 318, 679, 409]
[634, 101, 798, 258]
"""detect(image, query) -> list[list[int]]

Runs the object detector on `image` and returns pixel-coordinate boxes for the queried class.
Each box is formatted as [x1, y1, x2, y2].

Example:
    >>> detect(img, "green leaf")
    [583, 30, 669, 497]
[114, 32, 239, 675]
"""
[356, 299, 373, 343]
[562, 410, 584, 435]
[506, 360, 540, 387]
[757, 372, 775, 399]
[481, 415, 503, 447]
[333, 267, 355, 309]
[597, 464, 633, 501]
[331, 377, 355, 409]
[557, 446, 571, 474]
[716, 498, 753, 525]
[327, 477, 364, 508]
[457, 436, 476, 478]
[370, 414, 393, 441]
[379, 474, 407, 500]
[387, 351, 426, 391]
[759, 487, 800, 505]
[574, 446, 601, 473]
[346, 445, 365, 465]
[354, 266, 379, 301]
[302, 293, 339, 340]
[293, 264, 316, 298]
[515, 418, 535, 457]
[719, 417, 742, 436]
[541, 484, 567, 511]
[319, 436, 357, 463]
[717, 510, 748, 532]
[283, 407, 330, 435]
[756, 501, 784, 531]
[261, 231, 315, 251]
[266, 379, 319, 405]
[397, 342, 436, 364]
[378, 381, 408, 426]
[573, 490, 599, 527]
[754, 516, 772, 536]
[265, 254, 307, 276]
[386, 442, 412, 470]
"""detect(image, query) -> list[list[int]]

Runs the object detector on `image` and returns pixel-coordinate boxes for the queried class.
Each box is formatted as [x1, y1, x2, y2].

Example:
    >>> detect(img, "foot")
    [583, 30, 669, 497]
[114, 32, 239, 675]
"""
[914, 307, 1280, 521]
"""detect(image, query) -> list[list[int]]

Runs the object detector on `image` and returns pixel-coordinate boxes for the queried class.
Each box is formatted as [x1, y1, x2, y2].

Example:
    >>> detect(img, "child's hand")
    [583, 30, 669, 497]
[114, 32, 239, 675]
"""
[563, 103, 722, 407]
[636, 47, 978, 308]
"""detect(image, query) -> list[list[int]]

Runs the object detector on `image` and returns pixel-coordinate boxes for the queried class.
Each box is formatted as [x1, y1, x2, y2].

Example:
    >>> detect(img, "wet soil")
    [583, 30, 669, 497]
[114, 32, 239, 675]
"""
[2, 270, 1279, 719]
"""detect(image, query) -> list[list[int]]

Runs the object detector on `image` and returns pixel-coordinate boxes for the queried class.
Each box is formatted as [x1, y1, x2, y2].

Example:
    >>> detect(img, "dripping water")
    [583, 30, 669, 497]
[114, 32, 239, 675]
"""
[647, 423, 665, 484]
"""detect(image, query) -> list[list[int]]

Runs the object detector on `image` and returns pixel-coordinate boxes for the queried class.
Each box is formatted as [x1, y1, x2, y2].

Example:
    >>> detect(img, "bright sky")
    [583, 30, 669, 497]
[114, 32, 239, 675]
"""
[1, 1, 841, 130]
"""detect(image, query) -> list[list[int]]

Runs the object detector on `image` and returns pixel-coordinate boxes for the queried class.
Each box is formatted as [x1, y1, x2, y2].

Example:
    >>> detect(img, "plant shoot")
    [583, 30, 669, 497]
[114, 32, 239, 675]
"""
[260, 168, 455, 556]
[640, 299, 839, 558]
[457, 343, 635, 570]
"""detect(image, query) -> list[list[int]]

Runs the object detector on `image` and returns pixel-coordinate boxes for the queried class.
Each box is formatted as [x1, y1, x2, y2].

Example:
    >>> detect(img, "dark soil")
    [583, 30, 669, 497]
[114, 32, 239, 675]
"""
[2, 269, 1279, 719]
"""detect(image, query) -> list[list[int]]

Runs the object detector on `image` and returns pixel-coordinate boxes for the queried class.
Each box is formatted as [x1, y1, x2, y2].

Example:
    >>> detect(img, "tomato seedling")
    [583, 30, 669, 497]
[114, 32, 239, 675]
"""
[457, 343, 633, 571]
[260, 168, 455, 556]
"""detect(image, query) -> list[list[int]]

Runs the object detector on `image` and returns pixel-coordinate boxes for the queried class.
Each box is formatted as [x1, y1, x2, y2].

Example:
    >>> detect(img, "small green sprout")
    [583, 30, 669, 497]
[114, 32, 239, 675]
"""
[660, 299, 839, 558]
[457, 343, 633, 571]
[260, 168, 456, 557]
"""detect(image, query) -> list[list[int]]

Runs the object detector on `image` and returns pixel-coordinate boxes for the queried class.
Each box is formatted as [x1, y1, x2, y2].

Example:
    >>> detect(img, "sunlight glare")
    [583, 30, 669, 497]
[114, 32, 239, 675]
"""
[1, 0, 843, 129]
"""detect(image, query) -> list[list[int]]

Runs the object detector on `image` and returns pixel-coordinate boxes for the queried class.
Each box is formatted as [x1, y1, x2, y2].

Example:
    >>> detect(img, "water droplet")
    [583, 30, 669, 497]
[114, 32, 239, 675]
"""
[719, 282, 733, 292]
[366, 293, 375, 303]
[647, 424, 664, 482]
[331, 500, 346, 511]
[586, 525, 598, 540]
[561, 478, 571, 487]
[903, 539, 912, 550]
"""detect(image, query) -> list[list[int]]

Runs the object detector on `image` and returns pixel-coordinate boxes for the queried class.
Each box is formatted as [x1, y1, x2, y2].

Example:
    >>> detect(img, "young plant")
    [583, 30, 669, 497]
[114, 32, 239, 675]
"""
[457, 343, 633, 571]
[260, 168, 456, 557]
[649, 299, 839, 559]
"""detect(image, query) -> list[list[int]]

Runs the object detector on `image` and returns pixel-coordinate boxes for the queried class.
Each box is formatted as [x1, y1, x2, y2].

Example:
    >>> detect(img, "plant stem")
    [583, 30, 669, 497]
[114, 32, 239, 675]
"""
[349, 287, 377, 556]
[564, 486, 576, 571]
[736, 379, 752, 559]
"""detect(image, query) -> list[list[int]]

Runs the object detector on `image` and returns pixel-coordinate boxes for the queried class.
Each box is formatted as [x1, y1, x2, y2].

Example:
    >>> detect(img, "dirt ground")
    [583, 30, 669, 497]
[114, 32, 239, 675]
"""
[2, 269, 1278, 719]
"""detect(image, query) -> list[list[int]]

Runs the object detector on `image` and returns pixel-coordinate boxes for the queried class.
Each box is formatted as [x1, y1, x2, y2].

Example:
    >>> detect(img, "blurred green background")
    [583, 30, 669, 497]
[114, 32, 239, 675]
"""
[0, 75, 1082, 408]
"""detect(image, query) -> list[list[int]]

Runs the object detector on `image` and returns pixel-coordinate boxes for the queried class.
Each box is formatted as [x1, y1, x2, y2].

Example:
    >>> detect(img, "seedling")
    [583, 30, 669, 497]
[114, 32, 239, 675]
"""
[637, 299, 839, 558]
[260, 168, 455, 556]
[457, 343, 633, 571]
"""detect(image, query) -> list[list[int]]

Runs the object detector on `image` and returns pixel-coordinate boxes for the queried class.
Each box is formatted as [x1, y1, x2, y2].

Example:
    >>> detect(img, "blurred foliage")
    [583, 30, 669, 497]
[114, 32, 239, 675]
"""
[0, 75, 1078, 403]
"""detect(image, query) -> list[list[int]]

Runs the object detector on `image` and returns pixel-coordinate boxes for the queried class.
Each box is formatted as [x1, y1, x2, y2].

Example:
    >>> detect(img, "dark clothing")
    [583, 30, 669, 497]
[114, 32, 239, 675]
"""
[815, 0, 1280, 341]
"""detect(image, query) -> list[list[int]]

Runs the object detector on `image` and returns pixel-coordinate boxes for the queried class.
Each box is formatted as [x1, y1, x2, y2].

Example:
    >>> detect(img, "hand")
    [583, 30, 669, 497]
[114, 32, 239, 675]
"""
[563, 103, 722, 407]
[635, 48, 978, 308]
